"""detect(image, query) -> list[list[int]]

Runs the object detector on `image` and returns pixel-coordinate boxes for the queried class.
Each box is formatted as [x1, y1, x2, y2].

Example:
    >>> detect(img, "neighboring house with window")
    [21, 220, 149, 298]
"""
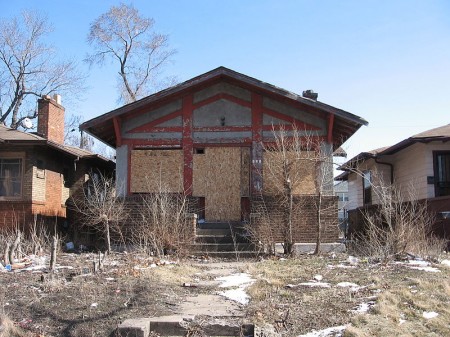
[336, 124, 450, 241]
[0, 95, 114, 231]
[334, 180, 349, 236]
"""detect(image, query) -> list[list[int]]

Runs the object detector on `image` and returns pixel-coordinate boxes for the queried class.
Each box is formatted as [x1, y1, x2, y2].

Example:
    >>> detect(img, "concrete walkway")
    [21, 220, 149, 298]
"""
[117, 261, 254, 337]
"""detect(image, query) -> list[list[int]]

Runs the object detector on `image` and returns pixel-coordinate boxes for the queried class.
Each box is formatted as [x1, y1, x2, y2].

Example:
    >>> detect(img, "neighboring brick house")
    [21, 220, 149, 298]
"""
[81, 67, 367, 244]
[336, 124, 450, 242]
[0, 95, 115, 231]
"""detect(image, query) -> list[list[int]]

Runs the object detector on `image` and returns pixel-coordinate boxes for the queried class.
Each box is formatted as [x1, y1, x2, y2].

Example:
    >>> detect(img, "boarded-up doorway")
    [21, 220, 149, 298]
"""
[193, 147, 247, 222]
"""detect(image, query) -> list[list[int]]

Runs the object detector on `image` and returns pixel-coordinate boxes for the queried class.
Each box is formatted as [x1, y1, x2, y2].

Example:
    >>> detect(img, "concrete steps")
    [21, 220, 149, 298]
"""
[191, 222, 259, 258]
[117, 316, 254, 336]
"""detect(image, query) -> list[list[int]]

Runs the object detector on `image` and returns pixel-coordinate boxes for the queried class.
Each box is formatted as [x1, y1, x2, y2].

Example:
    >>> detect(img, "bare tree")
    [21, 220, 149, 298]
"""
[257, 125, 333, 255]
[71, 172, 126, 253]
[86, 3, 176, 103]
[0, 11, 83, 129]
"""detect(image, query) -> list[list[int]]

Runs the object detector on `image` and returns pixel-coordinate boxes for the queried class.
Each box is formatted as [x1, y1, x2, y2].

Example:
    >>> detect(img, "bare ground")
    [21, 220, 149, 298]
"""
[1, 252, 449, 336]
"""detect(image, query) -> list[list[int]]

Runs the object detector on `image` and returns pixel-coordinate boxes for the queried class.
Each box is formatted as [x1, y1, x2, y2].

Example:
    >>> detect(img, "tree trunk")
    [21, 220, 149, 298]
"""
[314, 193, 322, 255]
[50, 236, 58, 271]
[9, 231, 21, 264]
[105, 220, 111, 253]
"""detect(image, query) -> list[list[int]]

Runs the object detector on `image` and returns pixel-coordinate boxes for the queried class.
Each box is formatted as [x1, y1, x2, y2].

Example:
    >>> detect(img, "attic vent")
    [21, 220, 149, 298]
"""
[302, 90, 318, 101]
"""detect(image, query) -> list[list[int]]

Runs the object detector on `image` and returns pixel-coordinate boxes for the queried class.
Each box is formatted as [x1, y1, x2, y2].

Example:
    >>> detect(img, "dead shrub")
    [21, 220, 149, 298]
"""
[133, 191, 195, 257]
[351, 181, 446, 262]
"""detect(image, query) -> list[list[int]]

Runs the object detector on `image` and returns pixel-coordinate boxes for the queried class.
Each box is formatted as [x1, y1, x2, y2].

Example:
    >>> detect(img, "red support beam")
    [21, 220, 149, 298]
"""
[193, 93, 252, 109]
[182, 94, 194, 195]
[128, 109, 182, 133]
[327, 113, 335, 144]
[113, 117, 122, 147]
[262, 107, 319, 131]
[251, 93, 263, 194]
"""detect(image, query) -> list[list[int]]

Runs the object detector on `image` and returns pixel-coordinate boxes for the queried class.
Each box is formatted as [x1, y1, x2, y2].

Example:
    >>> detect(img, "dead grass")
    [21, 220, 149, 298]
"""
[245, 255, 450, 336]
[0, 314, 30, 337]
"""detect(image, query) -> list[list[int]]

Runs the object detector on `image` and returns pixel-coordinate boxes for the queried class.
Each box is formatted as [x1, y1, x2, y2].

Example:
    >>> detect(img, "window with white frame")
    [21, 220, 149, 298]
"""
[363, 170, 372, 205]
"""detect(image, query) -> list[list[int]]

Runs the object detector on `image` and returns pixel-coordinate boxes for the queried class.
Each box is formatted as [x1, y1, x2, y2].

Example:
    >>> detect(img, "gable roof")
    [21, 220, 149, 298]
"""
[336, 124, 450, 181]
[0, 125, 114, 165]
[81, 66, 368, 148]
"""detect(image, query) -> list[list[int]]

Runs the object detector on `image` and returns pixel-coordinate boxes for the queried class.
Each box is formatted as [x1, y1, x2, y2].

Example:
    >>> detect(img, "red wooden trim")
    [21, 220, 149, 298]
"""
[193, 143, 252, 148]
[193, 93, 252, 110]
[144, 127, 183, 133]
[192, 126, 252, 132]
[127, 146, 131, 195]
[182, 95, 194, 195]
[327, 113, 335, 144]
[252, 93, 263, 143]
[128, 109, 182, 133]
[251, 93, 263, 194]
[113, 117, 122, 147]
[122, 139, 182, 147]
[262, 108, 320, 130]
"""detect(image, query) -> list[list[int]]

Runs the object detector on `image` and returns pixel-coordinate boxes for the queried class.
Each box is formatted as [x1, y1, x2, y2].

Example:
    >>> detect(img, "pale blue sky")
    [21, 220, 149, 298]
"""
[2, 0, 450, 158]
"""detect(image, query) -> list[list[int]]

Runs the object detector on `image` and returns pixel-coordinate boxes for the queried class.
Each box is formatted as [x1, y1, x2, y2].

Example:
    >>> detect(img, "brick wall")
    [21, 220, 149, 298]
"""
[250, 195, 339, 243]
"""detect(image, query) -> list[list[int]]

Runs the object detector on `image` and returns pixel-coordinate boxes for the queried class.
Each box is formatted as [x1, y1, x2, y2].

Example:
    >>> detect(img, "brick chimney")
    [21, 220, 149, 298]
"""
[37, 94, 65, 144]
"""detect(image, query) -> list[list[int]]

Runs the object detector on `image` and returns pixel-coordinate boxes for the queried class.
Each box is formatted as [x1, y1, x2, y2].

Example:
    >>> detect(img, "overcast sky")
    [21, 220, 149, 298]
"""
[2, 0, 450, 159]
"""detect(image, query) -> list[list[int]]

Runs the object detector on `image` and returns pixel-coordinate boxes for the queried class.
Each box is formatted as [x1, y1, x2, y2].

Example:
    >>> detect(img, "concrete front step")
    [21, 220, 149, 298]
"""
[117, 316, 254, 336]
[189, 250, 260, 259]
[191, 242, 256, 252]
[196, 234, 251, 244]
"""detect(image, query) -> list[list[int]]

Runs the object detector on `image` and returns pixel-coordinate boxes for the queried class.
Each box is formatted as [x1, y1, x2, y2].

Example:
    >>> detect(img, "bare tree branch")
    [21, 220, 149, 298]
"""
[0, 11, 85, 129]
[86, 3, 176, 104]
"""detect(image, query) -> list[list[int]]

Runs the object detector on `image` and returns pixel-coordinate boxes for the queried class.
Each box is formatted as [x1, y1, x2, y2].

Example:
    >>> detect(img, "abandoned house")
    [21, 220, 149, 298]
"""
[81, 67, 367, 245]
[0, 95, 115, 231]
[336, 124, 450, 243]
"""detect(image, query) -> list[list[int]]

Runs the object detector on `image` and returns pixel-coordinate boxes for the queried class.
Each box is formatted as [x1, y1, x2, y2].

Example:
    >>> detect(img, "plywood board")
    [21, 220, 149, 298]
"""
[130, 150, 183, 193]
[192, 147, 241, 221]
[263, 150, 317, 195]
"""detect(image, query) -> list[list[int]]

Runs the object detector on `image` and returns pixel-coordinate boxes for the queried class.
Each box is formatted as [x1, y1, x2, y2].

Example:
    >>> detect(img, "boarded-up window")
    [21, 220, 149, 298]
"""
[262, 150, 317, 195]
[130, 149, 183, 193]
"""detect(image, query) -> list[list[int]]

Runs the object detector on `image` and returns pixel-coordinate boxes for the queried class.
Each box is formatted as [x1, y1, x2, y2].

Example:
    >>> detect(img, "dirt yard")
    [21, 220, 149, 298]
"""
[1, 252, 449, 336]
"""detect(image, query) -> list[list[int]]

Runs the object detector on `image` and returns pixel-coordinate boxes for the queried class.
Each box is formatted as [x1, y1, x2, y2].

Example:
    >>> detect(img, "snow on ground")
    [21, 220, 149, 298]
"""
[297, 325, 346, 337]
[336, 282, 363, 292]
[395, 259, 441, 273]
[423, 311, 439, 319]
[352, 301, 376, 314]
[216, 273, 255, 305]
[297, 282, 331, 288]
[440, 259, 450, 267]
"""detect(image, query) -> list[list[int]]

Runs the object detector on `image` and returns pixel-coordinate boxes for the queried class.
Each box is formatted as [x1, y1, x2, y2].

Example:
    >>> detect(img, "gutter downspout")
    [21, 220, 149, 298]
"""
[375, 157, 394, 184]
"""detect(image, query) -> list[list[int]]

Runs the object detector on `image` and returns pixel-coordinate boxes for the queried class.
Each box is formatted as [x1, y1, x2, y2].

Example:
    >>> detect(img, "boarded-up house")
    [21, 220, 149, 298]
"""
[0, 95, 114, 231]
[81, 67, 367, 243]
[336, 124, 450, 242]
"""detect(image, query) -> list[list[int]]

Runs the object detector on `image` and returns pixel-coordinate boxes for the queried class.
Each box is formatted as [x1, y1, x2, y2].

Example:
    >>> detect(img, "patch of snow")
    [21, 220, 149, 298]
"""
[423, 311, 439, 319]
[327, 264, 355, 269]
[216, 273, 255, 288]
[298, 282, 331, 288]
[399, 319, 406, 325]
[352, 301, 375, 314]
[216, 273, 255, 306]
[440, 259, 450, 267]
[297, 325, 346, 337]
[409, 266, 440, 273]
[347, 256, 359, 265]
[336, 282, 362, 291]
[90, 303, 98, 308]
[218, 288, 250, 305]
[314, 274, 323, 281]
